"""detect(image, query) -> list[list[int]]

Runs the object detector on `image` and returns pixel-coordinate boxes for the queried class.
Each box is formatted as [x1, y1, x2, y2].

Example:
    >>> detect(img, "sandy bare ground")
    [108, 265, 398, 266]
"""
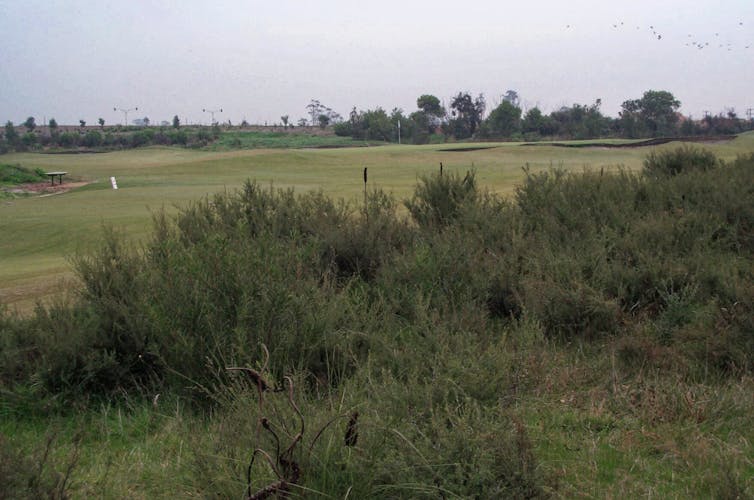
[3, 180, 90, 198]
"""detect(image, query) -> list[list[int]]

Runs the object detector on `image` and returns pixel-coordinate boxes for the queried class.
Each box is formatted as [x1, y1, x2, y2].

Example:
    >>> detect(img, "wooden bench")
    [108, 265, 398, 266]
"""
[45, 171, 68, 186]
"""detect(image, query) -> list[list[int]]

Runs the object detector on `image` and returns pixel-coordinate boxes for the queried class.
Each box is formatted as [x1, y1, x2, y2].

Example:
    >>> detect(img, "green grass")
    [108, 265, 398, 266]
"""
[3, 352, 751, 498]
[1, 132, 753, 312]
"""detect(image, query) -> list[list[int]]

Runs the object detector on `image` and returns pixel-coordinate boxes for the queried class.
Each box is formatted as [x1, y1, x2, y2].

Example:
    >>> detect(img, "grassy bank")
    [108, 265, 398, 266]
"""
[1, 146, 752, 497]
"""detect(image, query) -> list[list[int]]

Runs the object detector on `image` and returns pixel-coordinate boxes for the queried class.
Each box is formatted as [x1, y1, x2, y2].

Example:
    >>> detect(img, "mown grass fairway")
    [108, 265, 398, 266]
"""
[1, 133, 753, 312]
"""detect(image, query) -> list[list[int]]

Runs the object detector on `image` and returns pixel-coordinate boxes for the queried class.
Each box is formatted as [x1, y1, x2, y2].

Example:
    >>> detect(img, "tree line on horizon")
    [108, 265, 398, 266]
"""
[331, 89, 753, 144]
[0, 115, 222, 153]
[2, 89, 752, 153]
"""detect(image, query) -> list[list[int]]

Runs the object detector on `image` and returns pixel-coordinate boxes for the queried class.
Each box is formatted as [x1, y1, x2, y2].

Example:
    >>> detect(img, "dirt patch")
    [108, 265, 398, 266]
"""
[521, 135, 737, 149]
[3, 180, 90, 197]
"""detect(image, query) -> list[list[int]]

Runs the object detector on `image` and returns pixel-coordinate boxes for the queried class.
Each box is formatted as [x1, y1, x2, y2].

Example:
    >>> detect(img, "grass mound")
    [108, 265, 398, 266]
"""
[0, 163, 47, 185]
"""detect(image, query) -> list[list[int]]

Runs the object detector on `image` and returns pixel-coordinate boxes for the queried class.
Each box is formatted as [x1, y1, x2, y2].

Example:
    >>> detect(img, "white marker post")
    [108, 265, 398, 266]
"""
[110, 176, 118, 189]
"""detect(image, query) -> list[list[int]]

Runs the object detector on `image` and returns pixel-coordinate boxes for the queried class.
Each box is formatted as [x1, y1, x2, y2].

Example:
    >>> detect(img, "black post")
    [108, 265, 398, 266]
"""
[363, 167, 368, 221]
[440, 162, 443, 177]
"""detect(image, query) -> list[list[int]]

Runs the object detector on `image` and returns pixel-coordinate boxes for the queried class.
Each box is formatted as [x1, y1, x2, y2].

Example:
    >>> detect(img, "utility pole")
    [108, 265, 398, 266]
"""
[114, 106, 138, 126]
[397, 120, 401, 144]
[203, 108, 223, 125]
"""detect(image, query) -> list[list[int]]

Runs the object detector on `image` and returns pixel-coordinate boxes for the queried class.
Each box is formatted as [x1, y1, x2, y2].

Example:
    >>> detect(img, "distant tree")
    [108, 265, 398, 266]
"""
[21, 132, 38, 149]
[306, 100, 341, 127]
[409, 110, 431, 142]
[521, 106, 558, 136]
[79, 120, 86, 128]
[522, 107, 545, 134]
[173, 115, 180, 129]
[317, 114, 330, 129]
[306, 100, 323, 125]
[297, 118, 308, 127]
[449, 92, 486, 138]
[98, 117, 105, 130]
[679, 116, 698, 136]
[4, 121, 19, 145]
[240, 119, 249, 127]
[345, 107, 393, 141]
[414, 94, 445, 138]
[581, 99, 609, 138]
[362, 108, 392, 141]
[333, 120, 352, 137]
[58, 132, 79, 148]
[23, 117, 36, 131]
[481, 100, 521, 137]
[618, 99, 642, 138]
[280, 115, 289, 129]
[502, 90, 520, 107]
[48, 118, 59, 144]
[417, 94, 444, 118]
[638, 90, 680, 136]
[549, 100, 609, 139]
[621, 90, 680, 137]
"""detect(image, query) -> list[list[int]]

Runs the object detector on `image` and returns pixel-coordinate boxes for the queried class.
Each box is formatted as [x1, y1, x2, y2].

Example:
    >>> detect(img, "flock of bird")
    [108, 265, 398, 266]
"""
[564, 20, 750, 51]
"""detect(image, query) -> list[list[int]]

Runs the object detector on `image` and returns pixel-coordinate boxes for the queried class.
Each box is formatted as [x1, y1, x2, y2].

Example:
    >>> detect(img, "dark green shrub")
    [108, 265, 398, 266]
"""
[168, 129, 188, 145]
[405, 169, 478, 227]
[643, 145, 717, 178]
[320, 189, 411, 281]
[21, 132, 38, 149]
[130, 129, 154, 147]
[522, 278, 621, 339]
[333, 121, 352, 136]
[82, 130, 102, 148]
[57, 132, 79, 148]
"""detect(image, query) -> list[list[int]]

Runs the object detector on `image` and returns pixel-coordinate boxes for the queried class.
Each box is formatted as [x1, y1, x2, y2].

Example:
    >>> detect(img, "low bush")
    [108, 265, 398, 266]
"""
[4, 151, 753, 403]
[405, 169, 479, 227]
[643, 144, 718, 178]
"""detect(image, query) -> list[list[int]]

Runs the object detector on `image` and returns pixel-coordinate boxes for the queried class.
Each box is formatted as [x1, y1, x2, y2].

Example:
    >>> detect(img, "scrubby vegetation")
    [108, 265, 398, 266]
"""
[211, 130, 383, 150]
[0, 126, 378, 154]
[1, 147, 752, 497]
[0, 163, 48, 198]
[0, 163, 47, 186]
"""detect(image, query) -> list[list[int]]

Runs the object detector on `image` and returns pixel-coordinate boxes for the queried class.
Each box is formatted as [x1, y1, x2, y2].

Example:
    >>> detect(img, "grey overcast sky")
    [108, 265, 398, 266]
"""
[1, 0, 752, 126]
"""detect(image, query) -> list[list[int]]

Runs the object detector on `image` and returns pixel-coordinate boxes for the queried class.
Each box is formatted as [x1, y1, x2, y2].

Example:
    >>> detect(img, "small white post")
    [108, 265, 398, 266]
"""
[110, 176, 118, 190]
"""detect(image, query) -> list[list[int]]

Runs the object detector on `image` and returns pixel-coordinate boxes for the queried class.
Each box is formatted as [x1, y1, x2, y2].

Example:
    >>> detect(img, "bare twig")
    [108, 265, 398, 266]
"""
[246, 448, 281, 499]
[344, 411, 359, 447]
